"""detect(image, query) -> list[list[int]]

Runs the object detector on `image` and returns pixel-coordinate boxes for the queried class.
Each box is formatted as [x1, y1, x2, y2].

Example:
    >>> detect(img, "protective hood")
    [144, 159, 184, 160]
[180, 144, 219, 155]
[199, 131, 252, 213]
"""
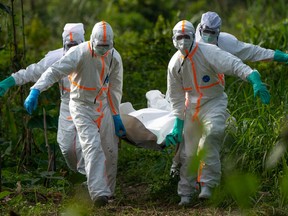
[90, 21, 114, 55]
[199, 12, 221, 45]
[200, 11, 222, 30]
[62, 23, 85, 49]
[172, 20, 195, 56]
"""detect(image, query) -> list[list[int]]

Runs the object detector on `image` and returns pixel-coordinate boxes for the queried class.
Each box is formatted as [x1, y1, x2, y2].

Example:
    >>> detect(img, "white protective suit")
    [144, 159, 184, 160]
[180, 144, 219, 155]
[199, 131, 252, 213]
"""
[29, 21, 122, 201]
[195, 11, 275, 61]
[170, 12, 275, 177]
[168, 20, 256, 197]
[12, 23, 86, 174]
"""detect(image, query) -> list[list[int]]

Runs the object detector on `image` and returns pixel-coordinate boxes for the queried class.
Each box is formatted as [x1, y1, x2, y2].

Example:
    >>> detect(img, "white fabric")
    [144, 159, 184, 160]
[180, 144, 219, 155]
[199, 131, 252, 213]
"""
[33, 42, 122, 113]
[199, 186, 212, 199]
[120, 113, 163, 150]
[146, 90, 171, 111]
[69, 100, 111, 199]
[195, 24, 275, 61]
[30, 38, 123, 200]
[172, 20, 195, 55]
[171, 110, 236, 174]
[120, 92, 174, 146]
[217, 32, 275, 61]
[12, 47, 85, 174]
[12, 48, 63, 86]
[98, 103, 119, 195]
[59, 99, 118, 194]
[178, 94, 228, 196]
[200, 11, 222, 30]
[90, 21, 114, 55]
[167, 35, 254, 196]
[62, 23, 85, 45]
[127, 108, 175, 144]
[57, 101, 85, 174]
[119, 102, 136, 114]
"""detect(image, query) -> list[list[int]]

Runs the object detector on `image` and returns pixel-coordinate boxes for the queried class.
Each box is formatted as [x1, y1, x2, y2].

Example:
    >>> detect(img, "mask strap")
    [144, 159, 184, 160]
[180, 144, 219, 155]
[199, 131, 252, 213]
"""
[177, 42, 193, 74]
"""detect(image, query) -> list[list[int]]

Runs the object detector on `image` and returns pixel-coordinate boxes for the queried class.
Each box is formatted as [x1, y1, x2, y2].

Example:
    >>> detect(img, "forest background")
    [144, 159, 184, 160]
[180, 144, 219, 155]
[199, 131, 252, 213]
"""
[0, 0, 288, 215]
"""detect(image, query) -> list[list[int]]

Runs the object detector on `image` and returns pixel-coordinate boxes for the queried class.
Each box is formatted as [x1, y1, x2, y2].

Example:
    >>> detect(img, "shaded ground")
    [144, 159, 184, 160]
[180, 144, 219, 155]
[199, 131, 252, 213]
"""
[61, 172, 288, 216]
[2, 142, 288, 215]
[62, 181, 244, 216]
[2, 176, 288, 216]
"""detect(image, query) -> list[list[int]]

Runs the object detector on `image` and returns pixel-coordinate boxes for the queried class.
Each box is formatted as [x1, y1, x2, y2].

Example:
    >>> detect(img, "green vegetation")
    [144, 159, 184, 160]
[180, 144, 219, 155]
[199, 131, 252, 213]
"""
[0, 0, 288, 215]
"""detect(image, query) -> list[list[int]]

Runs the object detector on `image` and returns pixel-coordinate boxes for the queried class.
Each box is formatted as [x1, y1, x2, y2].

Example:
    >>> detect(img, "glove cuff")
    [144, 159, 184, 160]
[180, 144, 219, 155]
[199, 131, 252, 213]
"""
[175, 117, 184, 126]
[113, 114, 120, 122]
[274, 50, 288, 63]
[30, 88, 40, 97]
[3, 76, 16, 88]
[246, 70, 261, 85]
[173, 117, 184, 132]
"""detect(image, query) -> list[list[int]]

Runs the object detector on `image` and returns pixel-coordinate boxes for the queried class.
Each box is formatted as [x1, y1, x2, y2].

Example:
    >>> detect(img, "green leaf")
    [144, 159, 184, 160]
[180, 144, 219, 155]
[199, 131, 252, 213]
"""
[225, 172, 259, 209]
[0, 191, 12, 200]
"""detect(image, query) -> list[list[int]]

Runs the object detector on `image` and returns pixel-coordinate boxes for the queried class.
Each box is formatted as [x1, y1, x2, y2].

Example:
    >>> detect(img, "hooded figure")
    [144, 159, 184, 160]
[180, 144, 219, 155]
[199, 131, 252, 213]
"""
[23, 21, 126, 207]
[0, 23, 86, 174]
[166, 20, 270, 205]
[171, 10, 288, 183]
[195, 11, 288, 63]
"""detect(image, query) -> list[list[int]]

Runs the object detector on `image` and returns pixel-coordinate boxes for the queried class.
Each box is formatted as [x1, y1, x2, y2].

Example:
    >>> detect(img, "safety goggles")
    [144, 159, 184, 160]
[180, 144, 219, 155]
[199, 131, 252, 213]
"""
[200, 25, 220, 36]
[64, 41, 79, 51]
[96, 44, 110, 48]
[175, 34, 191, 40]
[202, 29, 217, 35]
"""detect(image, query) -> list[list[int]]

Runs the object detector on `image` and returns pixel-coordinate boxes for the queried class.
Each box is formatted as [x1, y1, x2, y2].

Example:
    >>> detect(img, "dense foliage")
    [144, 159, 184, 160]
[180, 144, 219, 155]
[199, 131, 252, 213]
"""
[0, 0, 288, 215]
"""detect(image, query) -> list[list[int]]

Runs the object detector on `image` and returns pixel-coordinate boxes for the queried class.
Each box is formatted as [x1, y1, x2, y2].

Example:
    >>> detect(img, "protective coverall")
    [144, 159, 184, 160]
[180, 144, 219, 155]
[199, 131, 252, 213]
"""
[171, 11, 279, 182]
[167, 20, 269, 204]
[5, 23, 86, 174]
[25, 21, 123, 204]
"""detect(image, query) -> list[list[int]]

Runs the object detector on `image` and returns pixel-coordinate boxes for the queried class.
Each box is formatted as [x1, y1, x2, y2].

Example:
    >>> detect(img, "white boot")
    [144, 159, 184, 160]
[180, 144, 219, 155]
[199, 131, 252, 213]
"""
[178, 196, 191, 206]
[198, 186, 212, 199]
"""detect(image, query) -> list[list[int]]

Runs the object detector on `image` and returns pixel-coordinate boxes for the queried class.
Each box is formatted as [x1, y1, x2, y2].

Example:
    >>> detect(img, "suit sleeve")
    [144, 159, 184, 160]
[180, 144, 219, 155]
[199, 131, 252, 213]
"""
[107, 50, 123, 115]
[30, 47, 79, 92]
[12, 48, 63, 85]
[167, 53, 186, 120]
[218, 32, 274, 62]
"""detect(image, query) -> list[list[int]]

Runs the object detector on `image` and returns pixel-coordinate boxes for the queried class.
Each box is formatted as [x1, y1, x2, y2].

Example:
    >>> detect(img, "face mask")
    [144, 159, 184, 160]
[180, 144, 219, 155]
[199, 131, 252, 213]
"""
[202, 33, 218, 44]
[178, 38, 192, 54]
[95, 46, 110, 56]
